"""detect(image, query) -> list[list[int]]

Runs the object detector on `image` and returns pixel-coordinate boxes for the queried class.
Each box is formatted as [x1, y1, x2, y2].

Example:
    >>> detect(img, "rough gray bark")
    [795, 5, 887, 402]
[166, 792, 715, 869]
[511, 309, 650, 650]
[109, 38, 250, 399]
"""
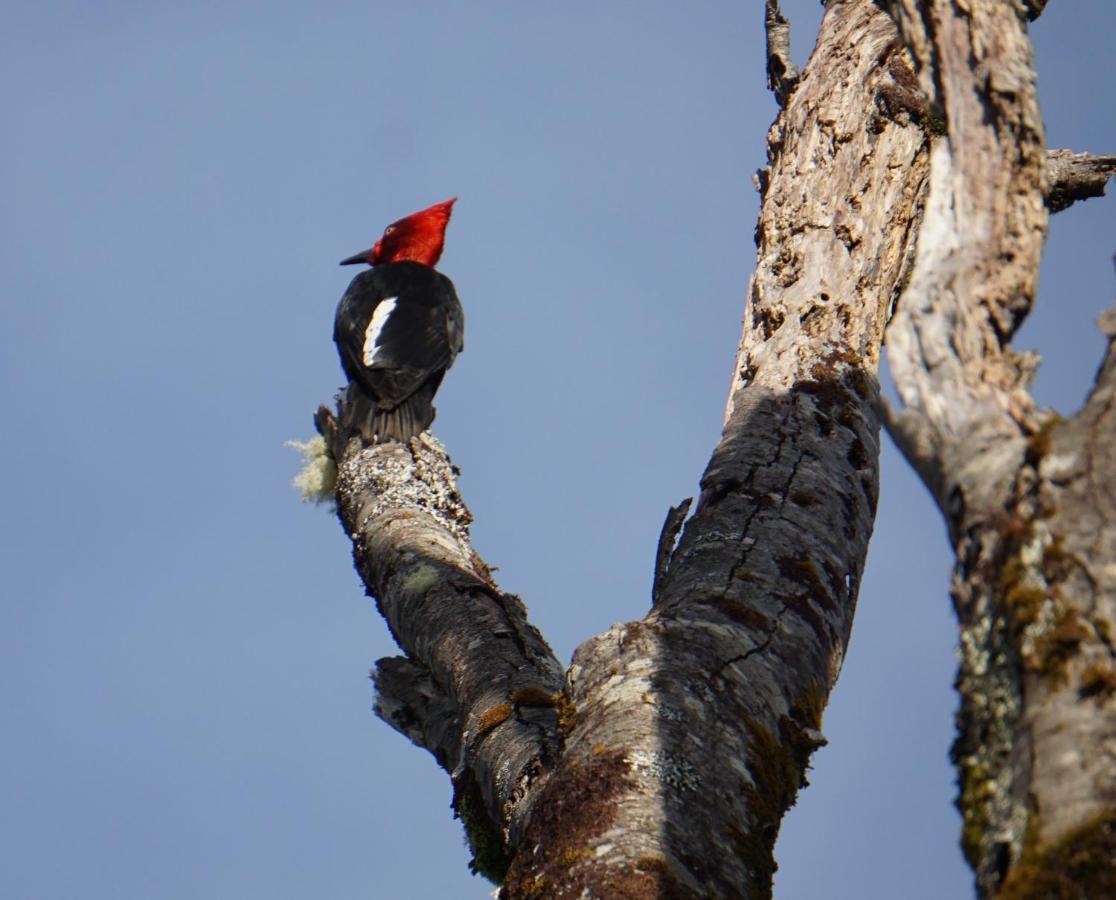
[308, 0, 1115, 896]
[879, 0, 1116, 896]
[1045, 150, 1116, 213]
[314, 413, 565, 880]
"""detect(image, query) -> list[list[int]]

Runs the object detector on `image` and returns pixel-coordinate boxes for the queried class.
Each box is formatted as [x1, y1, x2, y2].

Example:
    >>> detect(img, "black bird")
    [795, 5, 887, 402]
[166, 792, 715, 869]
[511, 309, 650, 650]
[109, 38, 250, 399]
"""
[334, 198, 463, 442]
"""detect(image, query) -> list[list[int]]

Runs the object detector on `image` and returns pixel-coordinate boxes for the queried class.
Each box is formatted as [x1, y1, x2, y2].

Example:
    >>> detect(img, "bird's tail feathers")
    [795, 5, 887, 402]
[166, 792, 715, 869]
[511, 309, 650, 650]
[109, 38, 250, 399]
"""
[338, 381, 438, 444]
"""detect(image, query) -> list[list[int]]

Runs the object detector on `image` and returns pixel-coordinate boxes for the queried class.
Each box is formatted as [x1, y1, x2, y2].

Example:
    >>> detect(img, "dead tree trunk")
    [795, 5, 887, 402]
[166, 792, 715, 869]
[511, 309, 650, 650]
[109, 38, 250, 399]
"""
[879, 1, 1116, 896]
[306, 0, 1114, 896]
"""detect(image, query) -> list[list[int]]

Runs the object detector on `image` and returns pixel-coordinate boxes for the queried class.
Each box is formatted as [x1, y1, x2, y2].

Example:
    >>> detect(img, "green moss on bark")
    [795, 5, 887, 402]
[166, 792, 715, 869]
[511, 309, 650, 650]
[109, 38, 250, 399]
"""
[997, 810, 1116, 899]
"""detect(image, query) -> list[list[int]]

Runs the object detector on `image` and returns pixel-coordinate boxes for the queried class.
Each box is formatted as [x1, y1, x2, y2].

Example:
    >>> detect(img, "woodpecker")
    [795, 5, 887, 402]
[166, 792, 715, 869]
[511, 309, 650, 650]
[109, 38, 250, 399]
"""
[334, 198, 463, 443]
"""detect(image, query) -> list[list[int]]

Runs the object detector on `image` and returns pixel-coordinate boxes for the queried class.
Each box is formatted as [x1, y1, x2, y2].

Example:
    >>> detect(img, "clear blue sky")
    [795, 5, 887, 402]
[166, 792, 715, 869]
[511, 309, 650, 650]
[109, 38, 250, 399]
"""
[2, 2, 1112, 898]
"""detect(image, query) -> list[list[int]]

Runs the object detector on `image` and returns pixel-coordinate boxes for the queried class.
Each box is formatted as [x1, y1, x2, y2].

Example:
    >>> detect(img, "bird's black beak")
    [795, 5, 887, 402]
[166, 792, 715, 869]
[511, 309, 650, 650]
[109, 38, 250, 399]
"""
[339, 249, 373, 266]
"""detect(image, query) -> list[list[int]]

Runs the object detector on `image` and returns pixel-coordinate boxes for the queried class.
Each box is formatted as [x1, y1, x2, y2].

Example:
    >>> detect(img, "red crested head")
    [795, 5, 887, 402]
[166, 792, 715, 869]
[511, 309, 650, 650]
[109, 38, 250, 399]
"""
[340, 197, 456, 268]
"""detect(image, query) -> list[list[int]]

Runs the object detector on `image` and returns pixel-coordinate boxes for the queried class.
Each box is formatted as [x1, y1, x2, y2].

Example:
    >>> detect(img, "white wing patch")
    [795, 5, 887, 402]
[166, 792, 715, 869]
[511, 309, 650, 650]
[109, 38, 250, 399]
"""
[362, 297, 398, 366]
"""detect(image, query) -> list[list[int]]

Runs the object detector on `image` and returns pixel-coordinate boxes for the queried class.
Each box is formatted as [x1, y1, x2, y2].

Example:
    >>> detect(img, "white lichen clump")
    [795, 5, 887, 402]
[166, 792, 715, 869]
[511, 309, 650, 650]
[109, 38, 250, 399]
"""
[286, 435, 337, 505]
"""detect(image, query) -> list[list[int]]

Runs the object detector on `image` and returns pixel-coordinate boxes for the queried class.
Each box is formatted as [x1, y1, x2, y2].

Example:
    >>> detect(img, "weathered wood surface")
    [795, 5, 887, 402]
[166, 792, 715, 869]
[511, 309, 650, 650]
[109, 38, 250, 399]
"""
[1045, 150, 1116, 213]
[316, 412, 564, 879]
[881, 0, 1116, 894]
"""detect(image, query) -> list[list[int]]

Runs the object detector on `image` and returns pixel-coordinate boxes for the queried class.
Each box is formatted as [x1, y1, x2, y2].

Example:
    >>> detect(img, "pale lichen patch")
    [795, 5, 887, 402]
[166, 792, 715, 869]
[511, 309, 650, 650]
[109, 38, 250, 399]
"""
[287, 435, 338, 504]
[402, 564, 441, 595]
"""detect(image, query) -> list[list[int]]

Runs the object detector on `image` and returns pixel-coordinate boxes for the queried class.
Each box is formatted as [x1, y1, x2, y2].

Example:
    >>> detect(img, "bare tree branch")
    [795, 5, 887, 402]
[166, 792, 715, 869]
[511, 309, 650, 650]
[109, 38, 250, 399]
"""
[501, 1, 930, 893]
[880, 1, 1116, 894]
[880, 0, 1046, 500]
[1046, 149, 1116, 213]
[316, 410, 564, 878]
[765, 0, 799, 108]
[373, 655, 462, 771]
[879, 4, 1048, 890]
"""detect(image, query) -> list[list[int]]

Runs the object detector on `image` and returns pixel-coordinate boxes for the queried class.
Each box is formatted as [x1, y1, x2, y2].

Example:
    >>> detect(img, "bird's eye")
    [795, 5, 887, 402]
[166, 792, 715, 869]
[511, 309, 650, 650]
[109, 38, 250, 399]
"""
[384, 225, 397, 236]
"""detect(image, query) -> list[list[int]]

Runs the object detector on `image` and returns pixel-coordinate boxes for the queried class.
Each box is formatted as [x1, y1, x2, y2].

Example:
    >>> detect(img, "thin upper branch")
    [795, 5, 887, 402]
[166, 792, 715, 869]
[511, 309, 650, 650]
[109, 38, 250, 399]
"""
[1046, 150, 1116, 213]
[765, 0, 800, 108]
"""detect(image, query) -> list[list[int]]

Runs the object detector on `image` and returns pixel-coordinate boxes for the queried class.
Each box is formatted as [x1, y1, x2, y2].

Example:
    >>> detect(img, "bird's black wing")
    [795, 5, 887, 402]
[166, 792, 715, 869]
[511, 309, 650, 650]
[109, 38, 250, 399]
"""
[334, 262, 464, 410]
